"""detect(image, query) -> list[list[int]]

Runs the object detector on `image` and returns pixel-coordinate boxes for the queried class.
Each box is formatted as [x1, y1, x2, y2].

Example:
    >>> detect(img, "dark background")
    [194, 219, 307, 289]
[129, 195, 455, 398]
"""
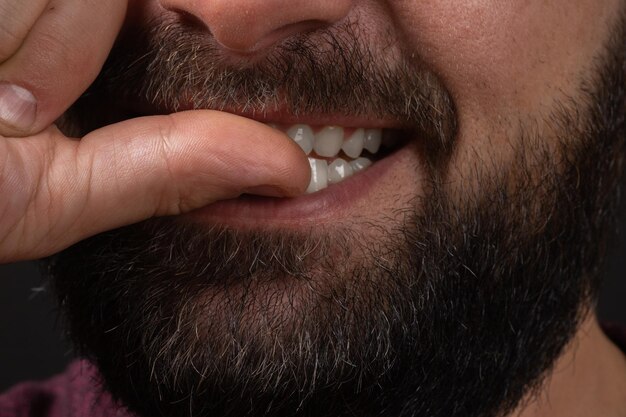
[1, 224, 626, 392]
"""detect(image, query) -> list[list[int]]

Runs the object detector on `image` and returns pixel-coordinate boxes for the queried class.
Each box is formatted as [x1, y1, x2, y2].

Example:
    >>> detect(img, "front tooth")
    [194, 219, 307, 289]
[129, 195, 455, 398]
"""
[287, 124, 314, 155]
[306, 158, 329, 193]
[342, 128, 365, 159]
[314, 126, 344, 157]
[364, 129, 382, 154]
[350, 157, 373, 173]
[327, 158, 354, 184]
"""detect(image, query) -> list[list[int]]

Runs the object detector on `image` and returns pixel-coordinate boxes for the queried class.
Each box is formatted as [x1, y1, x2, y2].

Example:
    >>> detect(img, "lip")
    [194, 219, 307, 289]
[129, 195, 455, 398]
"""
[206, 109, 402, 130]
[130, 101, 418, 228]
[183, 140, 415, 228]
[133, 98, 409, 131]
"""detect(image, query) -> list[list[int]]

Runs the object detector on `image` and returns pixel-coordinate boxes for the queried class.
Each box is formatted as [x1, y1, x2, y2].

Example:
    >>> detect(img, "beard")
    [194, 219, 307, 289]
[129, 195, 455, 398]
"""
[48, 11, 625, 417]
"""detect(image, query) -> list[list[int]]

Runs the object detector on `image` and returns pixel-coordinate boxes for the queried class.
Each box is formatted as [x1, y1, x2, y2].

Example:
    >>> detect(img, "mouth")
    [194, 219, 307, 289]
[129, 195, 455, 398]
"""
[187, 116, 415, 227]
[125, 102, 417, 227]
[270, 123, 405, 193]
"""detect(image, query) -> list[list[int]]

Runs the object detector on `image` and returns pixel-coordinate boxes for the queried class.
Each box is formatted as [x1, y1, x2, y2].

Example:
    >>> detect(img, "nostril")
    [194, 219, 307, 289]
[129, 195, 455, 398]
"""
[162, 8, 211, 32]
[208, 18, 330, 54]
[180, 10, 211, 31]
[158, 0, 353, 54]
[237, 19, 329, 53]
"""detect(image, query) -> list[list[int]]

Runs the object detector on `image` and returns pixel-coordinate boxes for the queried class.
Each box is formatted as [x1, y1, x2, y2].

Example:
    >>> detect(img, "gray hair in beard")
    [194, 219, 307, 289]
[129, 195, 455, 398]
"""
[50, 11, 625, 417]
[65, 16, 456, 161]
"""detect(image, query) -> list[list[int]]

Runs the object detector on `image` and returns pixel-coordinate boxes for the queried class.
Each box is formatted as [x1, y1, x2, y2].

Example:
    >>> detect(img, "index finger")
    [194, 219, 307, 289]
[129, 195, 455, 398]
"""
[0, 0, 48, 62]
[0, 111, 311, 262]
[0, 0, 127, 136]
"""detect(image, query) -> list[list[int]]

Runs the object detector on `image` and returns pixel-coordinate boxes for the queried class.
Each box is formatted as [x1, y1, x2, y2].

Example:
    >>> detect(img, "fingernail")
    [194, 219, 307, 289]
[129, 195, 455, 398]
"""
[0, 83, 37, 130]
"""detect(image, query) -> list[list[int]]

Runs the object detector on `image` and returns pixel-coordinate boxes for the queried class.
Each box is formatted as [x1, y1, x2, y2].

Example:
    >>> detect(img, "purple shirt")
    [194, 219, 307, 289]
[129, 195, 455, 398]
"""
[2, 324, 626, 417]
[0, 360, 134, 417]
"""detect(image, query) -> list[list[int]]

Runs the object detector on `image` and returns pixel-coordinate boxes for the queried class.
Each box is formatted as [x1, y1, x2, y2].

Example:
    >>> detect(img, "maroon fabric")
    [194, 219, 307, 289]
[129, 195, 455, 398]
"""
[0, 360, 134, 417]
[2, 324, 626, 417]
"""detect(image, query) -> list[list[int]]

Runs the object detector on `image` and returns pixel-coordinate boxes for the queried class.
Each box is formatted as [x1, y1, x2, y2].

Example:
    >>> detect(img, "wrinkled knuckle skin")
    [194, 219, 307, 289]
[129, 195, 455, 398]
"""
[29, 30, 74, 72]
[154, 117, 187, 215]
[0, 23, 23, 62]
[0, 144, 29, 262]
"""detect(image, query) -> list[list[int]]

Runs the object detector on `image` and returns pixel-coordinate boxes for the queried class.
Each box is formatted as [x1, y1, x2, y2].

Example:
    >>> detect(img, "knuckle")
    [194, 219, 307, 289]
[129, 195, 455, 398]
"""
[0, 5, 29, 62]
[155, 117, 178, 176]
[0, 26, 23, 62]
[154, 116, 188, 215]
[0, 140, 35, 256]
[31, 30, 71, 63]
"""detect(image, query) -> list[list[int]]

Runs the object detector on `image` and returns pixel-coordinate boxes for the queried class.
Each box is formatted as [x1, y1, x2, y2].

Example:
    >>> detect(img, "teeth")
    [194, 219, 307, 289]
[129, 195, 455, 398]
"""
[274, 123, 390, 194]
[306, 158, 329, 193]
[350, 157, 373, 173]
[328, 158, 354, 184]
[342, 128, 365, 159]
[287, 124, 314, 155]
[314, 126, 344, 157]
[364, 129, 382, 154]
[305, 157, 371, 193]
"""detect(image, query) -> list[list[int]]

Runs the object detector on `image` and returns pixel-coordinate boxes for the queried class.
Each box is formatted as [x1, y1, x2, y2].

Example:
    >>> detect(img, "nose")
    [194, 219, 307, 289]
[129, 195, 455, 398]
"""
[158, 0, 353, 53]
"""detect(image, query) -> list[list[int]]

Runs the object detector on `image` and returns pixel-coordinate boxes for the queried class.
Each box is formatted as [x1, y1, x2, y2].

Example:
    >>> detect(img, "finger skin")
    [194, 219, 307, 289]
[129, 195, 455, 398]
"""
[0, 111, 310, 262]
[0, 0, 48, 62]
[0, 0, 127, 136]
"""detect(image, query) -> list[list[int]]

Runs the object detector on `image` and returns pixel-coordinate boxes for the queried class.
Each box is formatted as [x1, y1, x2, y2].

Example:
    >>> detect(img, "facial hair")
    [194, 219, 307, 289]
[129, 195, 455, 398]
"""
[48, 12, 625, 417]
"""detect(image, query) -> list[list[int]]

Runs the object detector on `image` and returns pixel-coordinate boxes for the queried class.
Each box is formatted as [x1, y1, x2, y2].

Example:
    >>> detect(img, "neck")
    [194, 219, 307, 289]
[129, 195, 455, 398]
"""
[512, 314, 626, 417]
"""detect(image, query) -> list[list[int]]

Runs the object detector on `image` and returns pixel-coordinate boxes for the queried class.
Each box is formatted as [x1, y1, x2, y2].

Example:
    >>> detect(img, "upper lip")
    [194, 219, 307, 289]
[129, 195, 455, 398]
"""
[133, 100, 404, 130]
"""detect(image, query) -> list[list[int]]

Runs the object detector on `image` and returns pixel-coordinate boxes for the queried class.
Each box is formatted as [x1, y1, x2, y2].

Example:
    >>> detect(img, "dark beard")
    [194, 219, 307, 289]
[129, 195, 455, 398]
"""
[48, 12, 625, 417]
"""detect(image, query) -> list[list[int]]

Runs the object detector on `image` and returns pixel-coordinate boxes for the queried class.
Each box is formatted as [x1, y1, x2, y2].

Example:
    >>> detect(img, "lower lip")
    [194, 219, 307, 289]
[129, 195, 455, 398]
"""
[184, 144, 412, 228]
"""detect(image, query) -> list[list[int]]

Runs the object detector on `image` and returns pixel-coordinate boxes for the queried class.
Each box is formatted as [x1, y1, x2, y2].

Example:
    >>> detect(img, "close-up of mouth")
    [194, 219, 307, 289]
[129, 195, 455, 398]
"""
[112, 98, 421, 226]
[56, 13, 456, 231]
[275, 123, 402, 193]
[143, 103, 413, 193]
[192, 120, 413, 225]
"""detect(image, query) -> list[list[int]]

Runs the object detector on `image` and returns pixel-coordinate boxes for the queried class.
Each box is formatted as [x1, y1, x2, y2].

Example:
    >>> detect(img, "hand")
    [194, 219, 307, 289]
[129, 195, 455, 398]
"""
[0, 0, 310, 263]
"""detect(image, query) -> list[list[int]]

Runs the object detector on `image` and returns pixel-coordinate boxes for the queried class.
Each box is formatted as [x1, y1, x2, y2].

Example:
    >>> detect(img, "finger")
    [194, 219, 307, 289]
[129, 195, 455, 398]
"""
[0, 0, 48, 62]
[0, 0, 126, 136]
[0, 111, 311, 262]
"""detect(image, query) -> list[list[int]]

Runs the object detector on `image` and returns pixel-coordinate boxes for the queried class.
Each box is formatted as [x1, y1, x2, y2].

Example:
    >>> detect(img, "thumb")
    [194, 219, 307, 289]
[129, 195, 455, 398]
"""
[0, 111, 310, 262]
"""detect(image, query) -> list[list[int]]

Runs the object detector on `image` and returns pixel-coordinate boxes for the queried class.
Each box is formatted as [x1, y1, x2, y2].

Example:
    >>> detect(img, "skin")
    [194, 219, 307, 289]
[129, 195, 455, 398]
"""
[0, 0, 311, 262]
[0, 0, 624, 415]
[516, 316, 626, 417]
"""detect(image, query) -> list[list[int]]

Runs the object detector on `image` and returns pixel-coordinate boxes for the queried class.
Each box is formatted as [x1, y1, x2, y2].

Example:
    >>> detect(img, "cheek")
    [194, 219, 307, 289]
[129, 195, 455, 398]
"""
[390, 0, 619, 189]
[392, 0, 616, 114]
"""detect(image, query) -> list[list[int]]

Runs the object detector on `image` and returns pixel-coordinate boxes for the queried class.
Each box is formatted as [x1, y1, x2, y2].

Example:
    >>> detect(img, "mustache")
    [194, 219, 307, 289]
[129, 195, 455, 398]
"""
[75, 16, 457, 153]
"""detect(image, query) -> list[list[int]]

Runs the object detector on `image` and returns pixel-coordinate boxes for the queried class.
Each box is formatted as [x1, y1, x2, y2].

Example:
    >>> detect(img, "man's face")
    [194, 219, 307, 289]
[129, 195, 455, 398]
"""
[50, 1, 625, 417]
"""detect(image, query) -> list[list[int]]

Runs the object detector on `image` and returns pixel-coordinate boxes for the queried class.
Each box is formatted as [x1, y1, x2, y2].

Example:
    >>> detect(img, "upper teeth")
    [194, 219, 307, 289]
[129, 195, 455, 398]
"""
[271, 123, 385, 194]
[286, 124, 314, 155]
